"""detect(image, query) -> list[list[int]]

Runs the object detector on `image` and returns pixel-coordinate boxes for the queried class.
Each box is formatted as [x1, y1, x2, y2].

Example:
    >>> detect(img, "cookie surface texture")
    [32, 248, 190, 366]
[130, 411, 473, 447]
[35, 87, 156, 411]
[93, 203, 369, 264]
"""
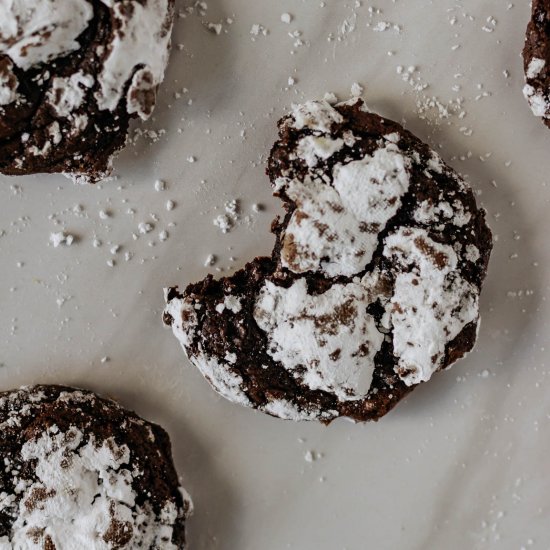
[0, 0, 175, 183]
[523, 0, 550, 127]
[0, 385, 191, 548]
[164, 99, 492, 423]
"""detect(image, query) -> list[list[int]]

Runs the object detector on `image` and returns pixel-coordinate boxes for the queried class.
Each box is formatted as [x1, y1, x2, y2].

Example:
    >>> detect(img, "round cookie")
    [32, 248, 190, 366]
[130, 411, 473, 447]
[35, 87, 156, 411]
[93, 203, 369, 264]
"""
[0, 385, 191, 548]
[163, 99, 492, 423]
[0, 0, 174, 183]
[523, 0, 550, 127]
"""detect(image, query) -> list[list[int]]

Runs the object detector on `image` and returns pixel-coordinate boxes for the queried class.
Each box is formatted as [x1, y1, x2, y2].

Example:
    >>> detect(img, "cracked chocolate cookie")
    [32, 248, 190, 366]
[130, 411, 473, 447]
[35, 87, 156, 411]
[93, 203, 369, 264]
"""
[0, 0, 174, 183]
[523, 0, 550, 127]
[163, 99, 492, 423]
[0, 385, 192, 548]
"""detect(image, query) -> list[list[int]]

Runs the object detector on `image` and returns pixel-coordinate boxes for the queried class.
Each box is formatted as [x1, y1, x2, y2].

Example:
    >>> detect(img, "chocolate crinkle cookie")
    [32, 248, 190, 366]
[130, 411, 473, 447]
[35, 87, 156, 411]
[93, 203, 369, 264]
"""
[523, 0, 550, 127]
[163, 99, 492, 424]
[0, 385, 192, 548]
[0, 0, 174, 183]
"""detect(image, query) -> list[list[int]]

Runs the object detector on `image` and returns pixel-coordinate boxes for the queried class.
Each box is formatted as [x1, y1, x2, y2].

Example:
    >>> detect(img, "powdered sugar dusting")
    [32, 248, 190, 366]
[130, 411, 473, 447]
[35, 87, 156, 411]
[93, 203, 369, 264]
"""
[96, 0, 174, 119]
[254, 278, 384, 401]
[0, 385, 191, 549]
[383, 228, 479, 386]
[0, 0, 93, 70]
[164, 292, 250, 407]
[279, 138, 411, 277]
[290, 100, 344, 132]
[523, 84, 549, 119]
[527, 58, 546, 79]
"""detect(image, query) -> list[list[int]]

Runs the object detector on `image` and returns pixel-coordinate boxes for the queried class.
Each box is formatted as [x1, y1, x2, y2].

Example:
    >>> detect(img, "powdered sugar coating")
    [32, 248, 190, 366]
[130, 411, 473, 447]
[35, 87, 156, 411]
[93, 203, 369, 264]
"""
[0, 0, 174, 182]
[0, 0, 93, 70]
[95, 0, 174, 119]
[279, 140, 411, 277]
[523, 2, 550, 126]
[527, 57, 546, 79]
[191, 352, 251, 407]
[47, 72, 95, 117]
[6, 428, 180, 549]
[262, 398, 335, 422]
[0, 60, 18, 106]
[383, 228, 479, 386]
[1, 0, 173, 119]
[295, 135, 345, 167]
[254, 277, 384, 401]
[164, 291, 251, 407]
[523, 84, 549, 119]
[0, 386, 191, 548]
[291, 100, 344, 132]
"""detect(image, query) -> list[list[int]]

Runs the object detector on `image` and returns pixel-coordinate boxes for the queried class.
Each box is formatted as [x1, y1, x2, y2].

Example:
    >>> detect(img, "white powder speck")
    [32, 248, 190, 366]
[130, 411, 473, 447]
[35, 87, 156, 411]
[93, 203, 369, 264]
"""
[350, 82, 364, 97]
[50, 232, 74, 248]
[281, 13, 292, 24]
[204, 254, 216, 267]
[207, 22, 222, 35]
[138, 222, 153, 234]
[213, 199, 240, 233]
[166, 200, 175, 211]
[250, 24, 268, 37]
[154, 179, 166, 191]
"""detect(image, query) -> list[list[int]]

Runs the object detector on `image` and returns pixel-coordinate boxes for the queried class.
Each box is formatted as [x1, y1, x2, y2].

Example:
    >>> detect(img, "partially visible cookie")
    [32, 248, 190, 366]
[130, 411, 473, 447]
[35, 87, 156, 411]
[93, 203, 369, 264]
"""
[0, 0, 174, 183]
[0, 385, 191, 548]
[164, 99, 492, 423]
[523, 0, 550, 127]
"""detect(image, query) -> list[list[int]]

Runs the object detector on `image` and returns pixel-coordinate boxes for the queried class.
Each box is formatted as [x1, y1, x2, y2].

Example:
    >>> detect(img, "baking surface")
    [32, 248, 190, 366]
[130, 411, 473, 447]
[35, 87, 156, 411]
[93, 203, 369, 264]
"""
[0, 1, 548, 549]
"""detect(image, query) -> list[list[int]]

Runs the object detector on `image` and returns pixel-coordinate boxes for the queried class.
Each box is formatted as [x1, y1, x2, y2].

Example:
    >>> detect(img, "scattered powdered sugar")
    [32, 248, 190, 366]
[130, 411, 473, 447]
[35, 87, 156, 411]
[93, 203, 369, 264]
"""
[204, 254, 216, 267]
[383, 227, 479, 386]
[49, 231, 74, 247]
[350, 82, 364, 97]
[213, 199, 239, 234]
[254, 277, 384, 401]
